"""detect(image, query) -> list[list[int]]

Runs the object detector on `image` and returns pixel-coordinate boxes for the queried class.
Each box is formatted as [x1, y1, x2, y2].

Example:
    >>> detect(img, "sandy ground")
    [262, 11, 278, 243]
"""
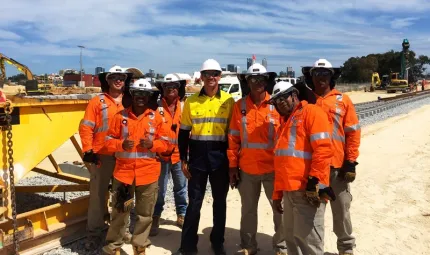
[25, 91, 429, 254]
[344, 90, 398, 104]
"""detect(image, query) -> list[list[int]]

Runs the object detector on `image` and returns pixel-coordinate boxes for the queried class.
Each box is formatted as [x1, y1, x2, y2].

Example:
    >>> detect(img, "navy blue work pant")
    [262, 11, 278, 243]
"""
[180, 166, 229, 252]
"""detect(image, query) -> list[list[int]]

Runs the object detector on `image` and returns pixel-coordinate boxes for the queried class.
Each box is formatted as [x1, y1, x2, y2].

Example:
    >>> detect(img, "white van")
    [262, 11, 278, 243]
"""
[219, 75, 242, 101]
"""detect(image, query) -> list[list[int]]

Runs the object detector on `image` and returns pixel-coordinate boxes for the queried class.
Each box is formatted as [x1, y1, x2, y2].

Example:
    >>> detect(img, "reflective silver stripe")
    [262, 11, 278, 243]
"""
[192, 117, 228, 124]
[240, 97, 275, 149]
[332, 95, 345, 143]
[180, 124, 192, 130]
[80, 119, 95, 128]
[345, 123, 361, 132]
[121, 110, 129, 138]
[190, 135, 226, 142]
[157, 100, 166, 122]
[105, 136, 114, 141]
[169, 138, 178, 144]
[115, 151, 156, 159]
[148, 120, 155, 142]
[310, 132, 330, 142]
[95, 94, 109, 133]
[228, 129, 240, 136]
[160, 136, 169, 141]
[274, 118, 312, 159]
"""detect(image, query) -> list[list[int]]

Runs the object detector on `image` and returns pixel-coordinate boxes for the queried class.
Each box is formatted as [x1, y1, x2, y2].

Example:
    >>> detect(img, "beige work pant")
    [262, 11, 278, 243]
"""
[330, 168, 355, 253]
[87, 154, 115, 237]
[238, 171, 287, 253]
[103, 178, 159, 253]
[282, 191, 326, 255]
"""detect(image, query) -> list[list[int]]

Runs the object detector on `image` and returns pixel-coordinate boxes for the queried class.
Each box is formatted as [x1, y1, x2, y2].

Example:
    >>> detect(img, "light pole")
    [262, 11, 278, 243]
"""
[78, 45, 85, 82]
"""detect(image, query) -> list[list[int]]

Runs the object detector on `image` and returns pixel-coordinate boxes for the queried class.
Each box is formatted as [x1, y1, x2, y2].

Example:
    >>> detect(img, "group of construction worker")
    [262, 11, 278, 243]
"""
[78, 57, 361, 255]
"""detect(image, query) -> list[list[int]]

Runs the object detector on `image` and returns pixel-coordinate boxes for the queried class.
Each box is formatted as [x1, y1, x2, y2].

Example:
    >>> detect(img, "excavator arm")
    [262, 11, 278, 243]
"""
[0, 53, 34, 81]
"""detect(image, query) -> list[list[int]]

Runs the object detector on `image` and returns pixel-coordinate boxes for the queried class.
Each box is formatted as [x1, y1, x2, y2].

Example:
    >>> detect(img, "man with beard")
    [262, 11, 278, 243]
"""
[228, 63, 287, 255]
[270, 80, 335, 255]
[102, 78, 171, 255]
[304, 59, 361, 255]
[79, 65, 133, 250]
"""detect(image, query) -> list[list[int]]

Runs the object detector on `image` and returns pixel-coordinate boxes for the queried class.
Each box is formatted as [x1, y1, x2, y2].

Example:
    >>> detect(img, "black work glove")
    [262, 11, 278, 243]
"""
[339, 161, 358, 183]
[114, 182, 134, 213]
[83, 150, 99, 164]
[304, 176, 336, 207]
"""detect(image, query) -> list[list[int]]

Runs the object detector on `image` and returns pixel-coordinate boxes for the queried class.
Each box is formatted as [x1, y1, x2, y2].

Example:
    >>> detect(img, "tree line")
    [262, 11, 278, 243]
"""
[339, 50, 430, 83]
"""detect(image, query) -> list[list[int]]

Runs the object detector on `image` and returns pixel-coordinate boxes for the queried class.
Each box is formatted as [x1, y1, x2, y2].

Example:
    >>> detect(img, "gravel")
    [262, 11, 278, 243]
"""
[358, 96, 430, 127]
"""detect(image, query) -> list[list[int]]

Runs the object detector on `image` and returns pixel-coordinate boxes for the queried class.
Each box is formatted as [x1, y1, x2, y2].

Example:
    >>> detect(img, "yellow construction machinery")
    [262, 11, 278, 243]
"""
[0, 95, 99, 254]
[0, 54, 38, 94]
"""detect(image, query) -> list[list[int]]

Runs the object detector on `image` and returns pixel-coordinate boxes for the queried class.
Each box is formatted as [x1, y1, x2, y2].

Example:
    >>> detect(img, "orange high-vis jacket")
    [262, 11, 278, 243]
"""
[227, 93, 281, 175]
[315, 89, 361, 168]
[105, 107, 171, 186]
[79, 93, 124, 154]
[272, 101, 333, 200]
[157, 98, 184, 164]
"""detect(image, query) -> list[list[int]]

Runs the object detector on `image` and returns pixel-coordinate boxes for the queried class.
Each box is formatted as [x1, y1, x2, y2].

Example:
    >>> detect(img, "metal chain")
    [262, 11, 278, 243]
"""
[4, 101, 18, 254]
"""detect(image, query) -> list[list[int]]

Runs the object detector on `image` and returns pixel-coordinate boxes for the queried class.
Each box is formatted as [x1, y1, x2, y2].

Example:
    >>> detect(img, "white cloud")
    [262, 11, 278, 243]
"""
[0, 0, 429, 76]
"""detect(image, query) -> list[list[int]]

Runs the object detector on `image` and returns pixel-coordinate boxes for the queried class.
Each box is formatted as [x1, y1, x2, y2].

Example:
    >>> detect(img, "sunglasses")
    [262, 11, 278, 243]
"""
[163, 82, 180, 90]
[312, 70, 332, 77]
[132, 91, 153, 97]
[201, 71, 221, 78]
[246, 75, 267, 84]
[108, 75, 127, 81]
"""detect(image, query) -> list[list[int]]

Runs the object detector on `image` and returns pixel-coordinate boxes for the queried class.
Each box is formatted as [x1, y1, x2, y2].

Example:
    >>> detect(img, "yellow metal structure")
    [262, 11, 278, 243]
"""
[0, 54, 34, 82]
[0, 95, 101, 254]
[386, 72, 410, 93]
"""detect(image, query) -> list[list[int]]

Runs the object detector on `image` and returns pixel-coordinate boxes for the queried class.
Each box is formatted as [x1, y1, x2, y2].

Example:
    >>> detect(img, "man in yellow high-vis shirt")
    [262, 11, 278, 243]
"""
[174, 59, 235, 255]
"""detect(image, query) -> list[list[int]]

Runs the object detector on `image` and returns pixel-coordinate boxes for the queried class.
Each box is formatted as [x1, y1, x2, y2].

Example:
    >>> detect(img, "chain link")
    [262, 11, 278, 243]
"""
[4, 101, 18, 254]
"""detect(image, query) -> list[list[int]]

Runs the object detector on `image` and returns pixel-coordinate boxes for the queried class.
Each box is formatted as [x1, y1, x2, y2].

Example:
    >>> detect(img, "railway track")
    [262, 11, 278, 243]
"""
[354, 90, 430, 120]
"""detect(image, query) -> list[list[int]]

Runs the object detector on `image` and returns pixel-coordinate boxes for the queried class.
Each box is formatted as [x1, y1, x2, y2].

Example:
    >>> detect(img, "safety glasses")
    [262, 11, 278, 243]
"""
[107, 74, 127, 81]
[312, 69, 332, 77]
[201, 71, 221, 78]
[132, 91, 153, 97]
[246, 75, 267, 84]
[162, 82, 180, 90]
[269, 93, 290, 105]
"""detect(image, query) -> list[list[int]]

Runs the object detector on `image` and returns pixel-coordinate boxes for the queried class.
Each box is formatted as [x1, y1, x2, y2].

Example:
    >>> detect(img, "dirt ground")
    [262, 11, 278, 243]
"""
[29, 91, 430, 255]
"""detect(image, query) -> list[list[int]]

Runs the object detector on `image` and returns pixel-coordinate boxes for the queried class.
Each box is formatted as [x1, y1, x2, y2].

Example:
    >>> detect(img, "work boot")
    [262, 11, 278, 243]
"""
[84, 235, 101, 250]
[234, 248, 257, 255]
[102, 247, 121, 255]
[149, 216, 160, 236]
[339, 253, 353, 255]
[123, 229, 132, 244]
[133, 246, 146, 255]
[177, 215, 185, 228]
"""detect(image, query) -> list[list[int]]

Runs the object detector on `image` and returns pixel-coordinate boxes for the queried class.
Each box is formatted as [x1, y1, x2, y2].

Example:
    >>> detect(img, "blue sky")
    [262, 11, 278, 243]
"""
[1, 0, 430, 77]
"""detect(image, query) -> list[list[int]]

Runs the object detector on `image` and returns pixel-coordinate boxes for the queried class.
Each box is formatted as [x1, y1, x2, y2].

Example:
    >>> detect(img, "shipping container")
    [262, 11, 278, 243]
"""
[63, 74, 93, 87]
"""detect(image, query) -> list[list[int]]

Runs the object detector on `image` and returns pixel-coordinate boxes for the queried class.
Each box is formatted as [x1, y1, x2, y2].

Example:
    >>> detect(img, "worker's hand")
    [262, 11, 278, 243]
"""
[229, 167, 240, 189]
[140, 137, 153, 149]
[273, 199, 283, 214]
[339, 161, 358, 183]
[304, 176, 321, 207]
[181, 160, 191, 180]
[122, 139, 135, 151]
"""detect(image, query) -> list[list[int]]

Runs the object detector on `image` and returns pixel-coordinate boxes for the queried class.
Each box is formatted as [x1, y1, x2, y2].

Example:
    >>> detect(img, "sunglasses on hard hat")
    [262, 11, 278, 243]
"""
[312, 69, 332, 77]
[202, 71, 221, 78]
[132, 90, 153, 97]
[162, 82, 180, 90]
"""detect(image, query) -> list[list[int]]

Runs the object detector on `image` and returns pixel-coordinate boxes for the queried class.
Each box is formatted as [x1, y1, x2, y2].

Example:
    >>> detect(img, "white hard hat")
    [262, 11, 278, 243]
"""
[164, 74, 181, 82]
[129, 78, 154, 92]
[309, 59, 334, 74]
[269, 81, 297, 103]
[106, 65, 127, 80]
[200, 59, 222, 72]
[246, 63, 268, 75]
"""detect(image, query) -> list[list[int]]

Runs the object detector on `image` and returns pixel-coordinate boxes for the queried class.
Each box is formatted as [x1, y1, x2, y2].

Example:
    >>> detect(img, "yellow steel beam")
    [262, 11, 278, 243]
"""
[15, 184, 89, 193]
[31, 168, 89, 184]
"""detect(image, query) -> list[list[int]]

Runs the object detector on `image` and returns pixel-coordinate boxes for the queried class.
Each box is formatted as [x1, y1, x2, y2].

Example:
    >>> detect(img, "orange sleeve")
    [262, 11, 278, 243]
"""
[105, 113, 124, 153]
[305, 105, 333, 184]
[227, 101, 241, 168]
[78, 99, 98, 152]
[272, 190, 283, 201]
[150, 116, 170, 153]
[343, 96, 361, 162]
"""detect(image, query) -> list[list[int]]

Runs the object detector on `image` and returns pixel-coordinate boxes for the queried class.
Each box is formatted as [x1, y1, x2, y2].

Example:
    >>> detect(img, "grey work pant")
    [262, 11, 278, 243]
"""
[330, 168, 355, 253]
[282, 191, 326, 255]
[103, 179, 159, 253]
[238, 171, 287, 253]
[87, 154, 116, 237]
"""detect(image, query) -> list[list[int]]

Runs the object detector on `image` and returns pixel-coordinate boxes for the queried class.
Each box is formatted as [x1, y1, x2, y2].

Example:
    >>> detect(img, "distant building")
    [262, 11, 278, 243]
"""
[95, 67, 105, 75]
[227, 64, 235, 72]
[59, 69, 66, 76]
[222, 67, 227, 71]
[235, 66, 240, 73]
[286, 66, 295, 78]
[247, 58, 252, 70]
[262, 58, 267, 68]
